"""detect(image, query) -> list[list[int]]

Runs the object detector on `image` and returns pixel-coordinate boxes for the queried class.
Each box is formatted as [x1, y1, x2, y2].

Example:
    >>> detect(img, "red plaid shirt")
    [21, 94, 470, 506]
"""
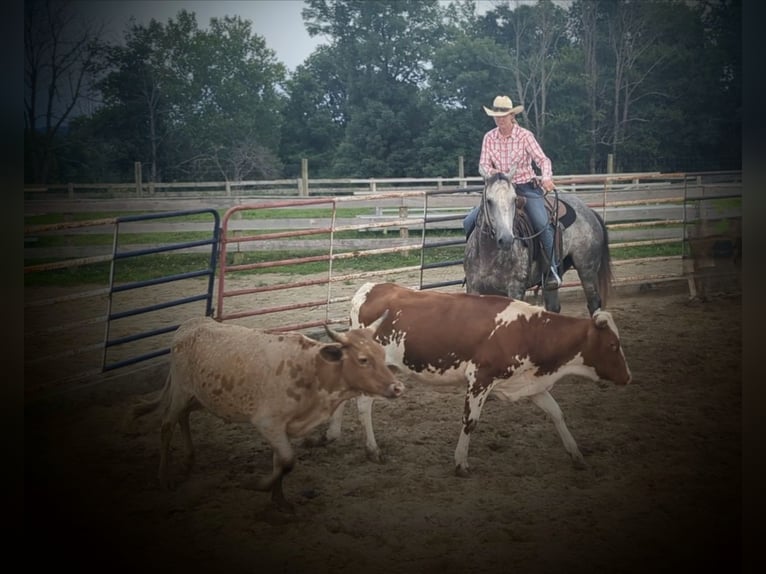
[478, 124, 552, 184]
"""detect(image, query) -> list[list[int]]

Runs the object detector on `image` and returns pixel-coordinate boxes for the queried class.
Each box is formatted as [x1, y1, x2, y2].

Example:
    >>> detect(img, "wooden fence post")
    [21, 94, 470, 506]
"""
[301, 159, 309, 196]
[458, 155, 465, 187]
[134, 162, 142, 196]
[604, 154, 614, 221]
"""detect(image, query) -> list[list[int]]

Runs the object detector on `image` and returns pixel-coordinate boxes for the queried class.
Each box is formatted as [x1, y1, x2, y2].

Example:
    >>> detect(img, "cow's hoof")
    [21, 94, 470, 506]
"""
[273, 498, 296, 514]
[241, 476, 272, 492]
[455, 465, 470, 478]
[302, 435, 330, 448]
[366, 449, 385, 464]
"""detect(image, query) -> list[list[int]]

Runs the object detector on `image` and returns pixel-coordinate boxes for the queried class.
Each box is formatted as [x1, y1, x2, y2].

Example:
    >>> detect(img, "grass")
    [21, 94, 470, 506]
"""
[24, 207, 376, 227]
[25, 205, 692, 287]
[24, 241, 681, 288]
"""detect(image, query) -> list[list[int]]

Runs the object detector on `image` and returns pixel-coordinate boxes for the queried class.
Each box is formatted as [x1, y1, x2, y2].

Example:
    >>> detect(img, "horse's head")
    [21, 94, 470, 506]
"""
[481, 168, 519, 249]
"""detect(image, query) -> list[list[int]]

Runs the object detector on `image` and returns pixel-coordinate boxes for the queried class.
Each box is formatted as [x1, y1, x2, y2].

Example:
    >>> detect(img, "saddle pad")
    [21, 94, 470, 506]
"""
[545, 195, 576, 228]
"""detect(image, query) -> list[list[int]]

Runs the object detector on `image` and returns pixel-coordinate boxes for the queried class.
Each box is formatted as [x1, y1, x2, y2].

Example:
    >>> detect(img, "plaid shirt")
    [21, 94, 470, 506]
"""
[478, 124, 552, 184]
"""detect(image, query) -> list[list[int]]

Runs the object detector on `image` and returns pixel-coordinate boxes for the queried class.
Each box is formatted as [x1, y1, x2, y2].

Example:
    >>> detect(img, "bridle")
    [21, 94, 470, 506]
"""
[481, 177, 559, 243]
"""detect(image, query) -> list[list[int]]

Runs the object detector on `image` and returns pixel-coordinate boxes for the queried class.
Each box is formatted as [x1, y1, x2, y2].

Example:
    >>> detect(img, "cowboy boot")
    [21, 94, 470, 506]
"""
[544, 263, 562, 290]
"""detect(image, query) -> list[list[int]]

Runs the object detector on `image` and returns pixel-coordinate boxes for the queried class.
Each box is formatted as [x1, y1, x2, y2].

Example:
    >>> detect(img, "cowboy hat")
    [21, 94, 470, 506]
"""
[483, 95, 524, 117]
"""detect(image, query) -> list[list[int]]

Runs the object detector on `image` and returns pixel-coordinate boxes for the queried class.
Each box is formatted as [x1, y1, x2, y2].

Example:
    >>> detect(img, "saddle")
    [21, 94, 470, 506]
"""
[515, 193, 576, 271]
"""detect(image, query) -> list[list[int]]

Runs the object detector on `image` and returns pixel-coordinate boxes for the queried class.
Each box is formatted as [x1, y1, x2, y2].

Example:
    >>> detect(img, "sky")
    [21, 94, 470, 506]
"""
[73, 0, 327, 72]
[72, 0, 504, 73]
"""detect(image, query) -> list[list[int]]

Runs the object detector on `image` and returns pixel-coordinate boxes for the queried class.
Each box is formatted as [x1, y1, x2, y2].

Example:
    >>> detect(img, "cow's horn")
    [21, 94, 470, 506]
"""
[324, 324, 348, 344]
[366, 309, 389, 333]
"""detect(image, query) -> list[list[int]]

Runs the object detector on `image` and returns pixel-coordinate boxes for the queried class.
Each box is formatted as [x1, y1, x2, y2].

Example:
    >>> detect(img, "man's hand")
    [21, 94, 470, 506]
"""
[540, 178, 555, 193]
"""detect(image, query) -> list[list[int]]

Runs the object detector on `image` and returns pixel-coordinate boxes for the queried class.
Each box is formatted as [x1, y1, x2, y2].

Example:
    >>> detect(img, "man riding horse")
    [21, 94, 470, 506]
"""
[464, 95, 561, 290]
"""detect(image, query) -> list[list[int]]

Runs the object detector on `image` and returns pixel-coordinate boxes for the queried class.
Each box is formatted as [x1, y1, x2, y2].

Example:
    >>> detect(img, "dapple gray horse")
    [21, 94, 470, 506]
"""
[464, 170, 613, 315]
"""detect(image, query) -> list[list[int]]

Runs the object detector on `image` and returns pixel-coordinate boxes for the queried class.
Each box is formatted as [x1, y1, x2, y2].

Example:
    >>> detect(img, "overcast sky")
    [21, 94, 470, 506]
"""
[72, 0, 505, 72]
[73, 0, 327, 72]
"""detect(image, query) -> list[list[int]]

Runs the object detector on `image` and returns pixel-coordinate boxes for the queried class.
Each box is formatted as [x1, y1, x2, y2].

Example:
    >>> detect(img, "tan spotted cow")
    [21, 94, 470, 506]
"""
[133, 313, 403, 510]
[326, 282, 631, 476]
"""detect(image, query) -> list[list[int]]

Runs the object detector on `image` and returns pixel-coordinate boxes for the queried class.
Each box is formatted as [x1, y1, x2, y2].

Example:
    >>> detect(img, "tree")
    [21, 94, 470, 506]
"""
[24, 0, 105, 183]
[478, 0, 569, 145]
[568, 0, 606, 173]
[92, 11, 286, 182]
[301, 0, 443, 177]
[279, 46, 348, 177]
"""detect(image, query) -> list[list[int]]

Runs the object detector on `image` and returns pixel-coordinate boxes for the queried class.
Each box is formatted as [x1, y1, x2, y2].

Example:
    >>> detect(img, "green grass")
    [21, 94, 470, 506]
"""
[24, 207, 376, 227]
[24, 241, 681, 288]
[24, 248, 457, 287]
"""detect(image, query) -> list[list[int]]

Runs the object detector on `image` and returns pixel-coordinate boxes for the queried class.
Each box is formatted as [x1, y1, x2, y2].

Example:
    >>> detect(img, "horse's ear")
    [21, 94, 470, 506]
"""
[479, 165, 492, 180]
[505, 166, 517, 180]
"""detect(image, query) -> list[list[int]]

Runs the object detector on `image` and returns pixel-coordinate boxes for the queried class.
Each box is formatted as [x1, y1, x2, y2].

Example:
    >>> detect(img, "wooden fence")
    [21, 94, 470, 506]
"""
[23, 170, 742, 399]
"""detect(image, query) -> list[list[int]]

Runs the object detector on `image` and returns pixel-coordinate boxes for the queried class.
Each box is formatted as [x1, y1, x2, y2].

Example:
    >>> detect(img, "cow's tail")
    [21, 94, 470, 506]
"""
[132, 371, 172, 419]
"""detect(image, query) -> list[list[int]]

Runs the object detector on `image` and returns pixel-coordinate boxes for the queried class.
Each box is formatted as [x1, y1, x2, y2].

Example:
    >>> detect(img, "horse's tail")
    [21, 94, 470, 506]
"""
[595, 211, 614, 308]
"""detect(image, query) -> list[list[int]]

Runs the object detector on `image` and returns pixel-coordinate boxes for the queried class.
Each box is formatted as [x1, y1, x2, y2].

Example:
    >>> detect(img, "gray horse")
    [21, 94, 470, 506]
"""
[464, 171, 613, 315]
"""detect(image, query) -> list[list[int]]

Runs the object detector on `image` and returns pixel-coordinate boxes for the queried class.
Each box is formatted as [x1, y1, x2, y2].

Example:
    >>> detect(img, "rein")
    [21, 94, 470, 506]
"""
[482, 179, 561, 242]
[480, 183, 496, 239]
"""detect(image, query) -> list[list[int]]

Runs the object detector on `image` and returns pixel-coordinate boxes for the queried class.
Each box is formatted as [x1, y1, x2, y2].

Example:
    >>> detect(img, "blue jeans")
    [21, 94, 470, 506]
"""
[463, 181, 556, 265]
[516, 182, 555, 265]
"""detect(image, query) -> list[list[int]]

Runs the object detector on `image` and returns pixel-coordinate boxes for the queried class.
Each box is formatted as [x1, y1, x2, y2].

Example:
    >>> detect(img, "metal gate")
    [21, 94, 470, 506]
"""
[24, 209, 220, 398]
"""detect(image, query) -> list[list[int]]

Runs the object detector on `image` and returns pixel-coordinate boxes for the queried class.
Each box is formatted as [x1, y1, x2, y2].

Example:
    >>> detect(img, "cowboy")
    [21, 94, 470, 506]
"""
[463, 95, 561, 290]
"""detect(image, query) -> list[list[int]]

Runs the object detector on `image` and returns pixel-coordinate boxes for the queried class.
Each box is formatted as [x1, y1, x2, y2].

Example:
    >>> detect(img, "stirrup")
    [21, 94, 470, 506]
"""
[543, 266, 561, 290]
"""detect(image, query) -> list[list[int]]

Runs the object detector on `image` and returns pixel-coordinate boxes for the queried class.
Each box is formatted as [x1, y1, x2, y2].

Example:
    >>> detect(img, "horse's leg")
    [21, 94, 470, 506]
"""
[542, 289, 561, 313]
[577, 270, 603, 315]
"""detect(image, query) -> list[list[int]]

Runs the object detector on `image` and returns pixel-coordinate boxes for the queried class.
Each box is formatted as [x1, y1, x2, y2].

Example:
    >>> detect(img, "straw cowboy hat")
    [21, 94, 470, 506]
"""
[483, 95, 524, 117]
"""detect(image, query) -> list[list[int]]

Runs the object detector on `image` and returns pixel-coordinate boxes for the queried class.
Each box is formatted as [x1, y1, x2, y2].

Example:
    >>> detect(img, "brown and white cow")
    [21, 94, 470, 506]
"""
[133, 314, 403, 510]
[326, 282, 631, 476]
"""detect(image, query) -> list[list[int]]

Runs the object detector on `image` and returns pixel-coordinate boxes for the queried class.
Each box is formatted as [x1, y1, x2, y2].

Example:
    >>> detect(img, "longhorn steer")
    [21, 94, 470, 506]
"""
[133, 314, 403, 510]
[327, 282, 631, 476]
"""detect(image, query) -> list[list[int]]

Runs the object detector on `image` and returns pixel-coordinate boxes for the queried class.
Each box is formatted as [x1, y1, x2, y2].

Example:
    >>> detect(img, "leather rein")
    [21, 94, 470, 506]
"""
[481, 178, 560, 242]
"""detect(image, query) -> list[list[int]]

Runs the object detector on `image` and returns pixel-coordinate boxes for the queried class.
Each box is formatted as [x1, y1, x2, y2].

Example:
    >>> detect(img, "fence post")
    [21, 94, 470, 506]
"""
[604, 154, 614, 220]
[399, 198, 409, 241]
[134, 162, 142, 196]
[458, 155, 465, 187]
[301, 159, 309, 196]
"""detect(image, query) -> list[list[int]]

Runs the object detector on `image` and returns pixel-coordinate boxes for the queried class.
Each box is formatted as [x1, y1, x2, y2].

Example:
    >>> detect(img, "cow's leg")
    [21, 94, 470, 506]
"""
[530, 391, 586, 469]
[158, 417, 176, 489]
[250, 422, 296, 512]
[322, 400, 345, 443]
[158, 379, 193, 489]
[178, 407, 195, 475]
[356, 395, 383, 463]
[454, 375, 491, 477]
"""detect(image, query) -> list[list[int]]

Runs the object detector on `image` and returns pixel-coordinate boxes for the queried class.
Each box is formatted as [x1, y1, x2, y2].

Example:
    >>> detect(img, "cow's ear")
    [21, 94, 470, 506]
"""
[319, 344, 344, 363]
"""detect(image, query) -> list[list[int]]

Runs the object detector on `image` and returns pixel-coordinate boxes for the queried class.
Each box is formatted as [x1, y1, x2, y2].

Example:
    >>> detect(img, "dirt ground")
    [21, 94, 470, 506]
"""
[25, 273, 741, 573]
